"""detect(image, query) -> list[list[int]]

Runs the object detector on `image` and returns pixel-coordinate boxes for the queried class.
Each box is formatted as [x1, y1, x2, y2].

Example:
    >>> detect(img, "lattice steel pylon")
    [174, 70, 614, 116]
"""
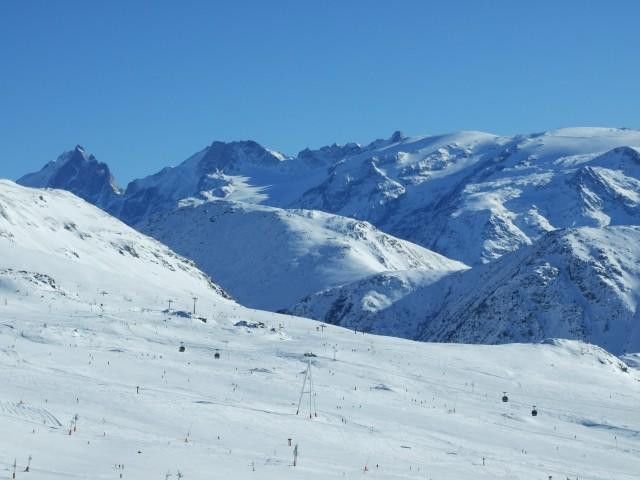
[296, 359, 317, 418]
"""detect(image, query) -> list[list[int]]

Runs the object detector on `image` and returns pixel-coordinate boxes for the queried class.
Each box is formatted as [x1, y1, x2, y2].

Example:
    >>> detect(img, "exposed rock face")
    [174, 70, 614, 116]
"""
[18, 145, 121, 211]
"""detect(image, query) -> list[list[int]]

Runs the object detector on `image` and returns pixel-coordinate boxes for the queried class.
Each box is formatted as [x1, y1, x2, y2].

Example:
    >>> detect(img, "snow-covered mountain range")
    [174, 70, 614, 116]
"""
[16, 127, 640, 352]
[0, 184, 638, 478]
[19, 128, 640, 264]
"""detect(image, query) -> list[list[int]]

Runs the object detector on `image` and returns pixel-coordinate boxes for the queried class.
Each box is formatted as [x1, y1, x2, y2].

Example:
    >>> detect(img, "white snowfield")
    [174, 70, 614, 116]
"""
[141, 199, 466, 311]
[1, 181, 639, 479]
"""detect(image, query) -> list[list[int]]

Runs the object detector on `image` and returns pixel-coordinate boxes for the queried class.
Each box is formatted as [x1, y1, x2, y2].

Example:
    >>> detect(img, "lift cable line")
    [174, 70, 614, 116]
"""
[296, 359, 317, 418]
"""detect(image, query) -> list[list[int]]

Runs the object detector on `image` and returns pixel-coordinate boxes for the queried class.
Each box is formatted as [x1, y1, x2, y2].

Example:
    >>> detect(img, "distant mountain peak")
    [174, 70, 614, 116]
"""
[63, 144, 98, 165]
[390, 130, 405, 143]
[198, 139, 287, 172]
[297, 142, 364, 167]
[17, 146, 122, 210]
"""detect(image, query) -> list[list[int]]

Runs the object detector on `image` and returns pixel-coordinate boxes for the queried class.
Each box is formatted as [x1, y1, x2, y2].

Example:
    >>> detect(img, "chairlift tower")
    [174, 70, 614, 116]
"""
[192, 296, 198, 315]
[296, 359, 317, 418]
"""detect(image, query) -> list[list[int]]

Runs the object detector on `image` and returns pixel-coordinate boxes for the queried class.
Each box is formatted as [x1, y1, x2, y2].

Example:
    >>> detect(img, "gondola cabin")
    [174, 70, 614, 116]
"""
[502, 392, 508, 403]
[531, 406, 538, 416]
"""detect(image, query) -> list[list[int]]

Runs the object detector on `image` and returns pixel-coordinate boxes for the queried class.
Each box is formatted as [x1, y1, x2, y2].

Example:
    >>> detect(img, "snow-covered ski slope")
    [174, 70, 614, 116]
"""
[0, 181, 639, 479]
[1, 276, 639, 479]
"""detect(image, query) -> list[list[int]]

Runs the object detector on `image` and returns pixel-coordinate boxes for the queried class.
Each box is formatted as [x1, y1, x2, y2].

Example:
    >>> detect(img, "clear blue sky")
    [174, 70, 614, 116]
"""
[1, 0, 639, 184]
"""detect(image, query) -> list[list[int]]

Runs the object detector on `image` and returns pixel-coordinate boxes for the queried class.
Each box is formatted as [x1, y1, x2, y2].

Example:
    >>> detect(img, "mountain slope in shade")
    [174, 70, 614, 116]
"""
[17, 145, 122, 211]
[291, 226, 640, 355]
[140, 199, 466, 311]
[0, 180, 230, 306]
[419, 226, 640, 354]
[286, 269, 459, 339]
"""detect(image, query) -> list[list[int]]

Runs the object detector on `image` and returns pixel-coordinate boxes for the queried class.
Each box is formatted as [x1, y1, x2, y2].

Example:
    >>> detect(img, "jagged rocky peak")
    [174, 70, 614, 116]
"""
[297, 142, 363, 168]
[70, 144, 90, 159]
[389, 130, 406, 143]
[197, 139, 287, 173]
[296, 131, 408, 168]
[364, 130, 408, 150]
[17, 145, 122, 209]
